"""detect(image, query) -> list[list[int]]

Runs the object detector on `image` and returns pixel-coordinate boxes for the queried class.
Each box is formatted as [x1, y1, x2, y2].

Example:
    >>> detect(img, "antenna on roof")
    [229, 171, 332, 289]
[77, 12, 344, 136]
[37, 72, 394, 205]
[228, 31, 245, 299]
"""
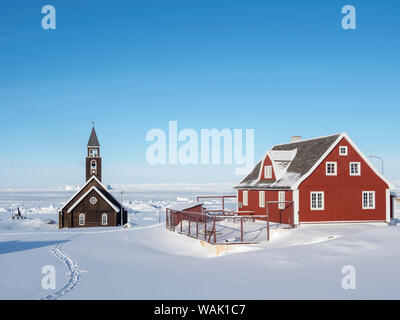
[91, 121, 95, 127]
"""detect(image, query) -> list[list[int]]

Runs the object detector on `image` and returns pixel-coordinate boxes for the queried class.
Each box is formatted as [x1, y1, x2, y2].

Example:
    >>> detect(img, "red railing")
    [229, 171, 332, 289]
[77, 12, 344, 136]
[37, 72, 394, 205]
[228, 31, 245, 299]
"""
[166, 208, 271, 244]
[196, 195, 237, 212]
[166, 195, 295, 244]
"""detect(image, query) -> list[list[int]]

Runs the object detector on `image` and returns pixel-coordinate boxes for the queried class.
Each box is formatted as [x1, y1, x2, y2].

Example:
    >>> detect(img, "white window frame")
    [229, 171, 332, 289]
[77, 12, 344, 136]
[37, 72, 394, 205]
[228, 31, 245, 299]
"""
[79, 213, 85, 226]
[339, 146, 348, 156]
[243, 190, 248, 206]
[326, 162, 337, 176]
[278, 191, 285, 209]
[91, 160, 97, 174]
[362, 191, 375, 210]
[310, 191, 324, 210]
[101, 213, 108, 225]
[89, 196, 97, 205]
[350, 162, 361, 176]
[259, 191, 265, 208]
[264, 165, 272, 179]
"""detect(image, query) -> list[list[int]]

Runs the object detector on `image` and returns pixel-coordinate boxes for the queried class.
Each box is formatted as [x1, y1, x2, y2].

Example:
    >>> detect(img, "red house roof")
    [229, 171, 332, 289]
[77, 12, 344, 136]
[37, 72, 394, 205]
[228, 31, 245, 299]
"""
[235, 133, 392, 190]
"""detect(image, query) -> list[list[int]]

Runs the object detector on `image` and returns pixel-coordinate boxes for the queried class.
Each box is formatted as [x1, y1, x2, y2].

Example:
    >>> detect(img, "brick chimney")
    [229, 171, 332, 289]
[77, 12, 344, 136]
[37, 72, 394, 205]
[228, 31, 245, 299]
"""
[291, 136, 302, 142]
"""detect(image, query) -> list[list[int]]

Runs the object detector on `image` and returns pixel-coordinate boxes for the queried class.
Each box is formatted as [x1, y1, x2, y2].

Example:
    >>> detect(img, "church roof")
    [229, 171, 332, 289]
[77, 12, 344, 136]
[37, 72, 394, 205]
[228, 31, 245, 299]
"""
[59, 175, 124, 213]
[87, 127, 100, 147]
[235, 132, 393, 190]
[67, 186, 120, 213]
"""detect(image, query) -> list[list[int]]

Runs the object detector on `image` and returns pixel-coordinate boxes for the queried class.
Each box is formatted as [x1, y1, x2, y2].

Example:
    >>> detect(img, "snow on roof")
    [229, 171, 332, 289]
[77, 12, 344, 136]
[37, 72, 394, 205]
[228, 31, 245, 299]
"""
[256, 172, 302, 189]
[235, 133, 342, 190]
[269, 149, 297, 162]
[269, 149, 297, 181]
[167, 202, 203, 211]
[60, 175, 108, 211]
[67, 186, 120, 213]
[236, 132, 392, 190]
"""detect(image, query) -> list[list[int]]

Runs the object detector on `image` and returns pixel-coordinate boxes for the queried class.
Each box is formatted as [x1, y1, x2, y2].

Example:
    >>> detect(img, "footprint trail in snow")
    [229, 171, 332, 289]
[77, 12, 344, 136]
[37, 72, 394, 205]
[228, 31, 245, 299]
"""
[41, 242, 81, 300]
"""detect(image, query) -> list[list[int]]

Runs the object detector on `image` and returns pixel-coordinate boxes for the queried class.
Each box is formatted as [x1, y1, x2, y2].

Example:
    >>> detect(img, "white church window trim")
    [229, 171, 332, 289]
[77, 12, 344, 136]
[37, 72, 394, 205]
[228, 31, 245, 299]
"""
[101, 213, 108, 225]
[89, 197, 97, 205]
[79, 213, 85, 226]
[89, 148, 98, 158]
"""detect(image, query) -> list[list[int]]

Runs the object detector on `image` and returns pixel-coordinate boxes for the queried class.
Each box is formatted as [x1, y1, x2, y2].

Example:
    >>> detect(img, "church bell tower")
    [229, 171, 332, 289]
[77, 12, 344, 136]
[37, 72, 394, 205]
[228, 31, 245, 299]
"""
[86, 125, 102, 181]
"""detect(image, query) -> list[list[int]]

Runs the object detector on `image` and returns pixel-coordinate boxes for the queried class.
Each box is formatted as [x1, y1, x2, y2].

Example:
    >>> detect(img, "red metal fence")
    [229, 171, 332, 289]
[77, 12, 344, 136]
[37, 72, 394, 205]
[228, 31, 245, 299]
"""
[166, 196, 295, 244]
[166, 208, 271, 244]
[196, 195, 237, 212]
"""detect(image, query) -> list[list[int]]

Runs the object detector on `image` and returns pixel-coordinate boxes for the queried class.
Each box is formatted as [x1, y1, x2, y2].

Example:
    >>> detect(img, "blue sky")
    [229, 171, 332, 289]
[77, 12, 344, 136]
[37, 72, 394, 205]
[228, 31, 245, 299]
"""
[0, 0, 399, 188]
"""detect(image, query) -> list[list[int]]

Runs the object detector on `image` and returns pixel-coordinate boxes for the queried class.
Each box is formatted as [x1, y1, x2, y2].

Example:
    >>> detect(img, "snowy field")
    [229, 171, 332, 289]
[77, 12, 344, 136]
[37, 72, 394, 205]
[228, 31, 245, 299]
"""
[0, 186, 400, 299]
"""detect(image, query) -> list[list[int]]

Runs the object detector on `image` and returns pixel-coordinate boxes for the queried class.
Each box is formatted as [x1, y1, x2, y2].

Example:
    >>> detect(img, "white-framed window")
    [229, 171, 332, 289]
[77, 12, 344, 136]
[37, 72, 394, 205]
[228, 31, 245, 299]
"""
[326, 162, 337, 176]
[310, 192, 324, 210]
[89, 196, 97, 205]
[339, 146, 348, 156]
[278, 191, 285, 209]
[350, 162, 361, 176]
[91, 160, 97, 174]
[362, 191, 375, 209]
[101, 213, 108, 225]
[243, 190, 248, 206]
[259, 191, 265, 208]
[89, 148, 98, 157]
[79, 213, 85, 226]
[264, 165, 273, 179]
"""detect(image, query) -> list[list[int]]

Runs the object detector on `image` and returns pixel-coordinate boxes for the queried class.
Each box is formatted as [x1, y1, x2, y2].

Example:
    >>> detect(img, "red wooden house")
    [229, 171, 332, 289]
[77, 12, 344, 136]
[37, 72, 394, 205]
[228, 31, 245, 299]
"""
[235, 133, 394, 225]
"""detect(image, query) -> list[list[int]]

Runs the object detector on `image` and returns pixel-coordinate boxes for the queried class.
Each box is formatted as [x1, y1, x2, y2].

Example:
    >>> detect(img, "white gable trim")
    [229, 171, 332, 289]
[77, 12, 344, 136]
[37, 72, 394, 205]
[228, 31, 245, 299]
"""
[342, 134, 393, 189]
[293, 189, 299, 225]
[67, 186, 120, 213]
[60, 176, 114, 212]
[386, 189, 391, 223]
[254, 149, 274, 182]
[291, 133, 393, 190]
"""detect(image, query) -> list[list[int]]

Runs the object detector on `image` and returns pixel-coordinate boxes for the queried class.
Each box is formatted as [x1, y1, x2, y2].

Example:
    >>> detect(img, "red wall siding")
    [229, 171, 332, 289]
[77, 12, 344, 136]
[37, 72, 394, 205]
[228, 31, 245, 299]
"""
[238, 189, 294, 224]
[260, 156, 276, 180]
[171, 205, 204, 226]
[299, 137, 389, 222]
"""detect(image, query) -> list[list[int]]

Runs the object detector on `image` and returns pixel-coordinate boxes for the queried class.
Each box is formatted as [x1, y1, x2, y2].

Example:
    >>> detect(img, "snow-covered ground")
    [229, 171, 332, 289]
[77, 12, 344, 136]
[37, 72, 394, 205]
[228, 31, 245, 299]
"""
[0, 188, 400, 299]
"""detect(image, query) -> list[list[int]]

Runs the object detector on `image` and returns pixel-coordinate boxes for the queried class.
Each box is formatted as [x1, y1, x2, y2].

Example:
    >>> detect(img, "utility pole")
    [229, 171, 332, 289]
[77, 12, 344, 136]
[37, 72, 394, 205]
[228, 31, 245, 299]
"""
[10, 164, 13, 220]
[369, 155, 384, 175]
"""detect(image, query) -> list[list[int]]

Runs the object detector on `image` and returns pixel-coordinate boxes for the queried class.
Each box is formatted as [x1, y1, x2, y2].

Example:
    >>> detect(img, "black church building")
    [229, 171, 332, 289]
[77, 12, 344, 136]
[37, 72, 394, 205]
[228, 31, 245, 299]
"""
[58, 126, 127, 228]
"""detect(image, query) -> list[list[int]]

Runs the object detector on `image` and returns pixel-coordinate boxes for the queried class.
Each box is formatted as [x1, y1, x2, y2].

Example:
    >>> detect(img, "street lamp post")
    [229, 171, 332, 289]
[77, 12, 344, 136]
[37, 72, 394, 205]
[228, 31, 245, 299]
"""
[10, 164, 13, 220]
[369, 155, 384, 175]
[120, 190, 124, 227]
